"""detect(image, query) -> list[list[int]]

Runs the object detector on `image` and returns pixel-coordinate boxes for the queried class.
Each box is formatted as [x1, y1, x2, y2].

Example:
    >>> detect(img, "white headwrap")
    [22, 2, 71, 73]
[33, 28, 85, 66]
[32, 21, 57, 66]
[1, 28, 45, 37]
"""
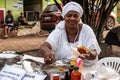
[61, 1, 83, 18]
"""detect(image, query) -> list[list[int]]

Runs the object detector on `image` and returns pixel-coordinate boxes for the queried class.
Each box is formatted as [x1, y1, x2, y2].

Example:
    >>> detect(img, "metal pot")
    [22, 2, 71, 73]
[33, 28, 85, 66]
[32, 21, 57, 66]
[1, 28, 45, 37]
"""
[0, 51, 23, 70]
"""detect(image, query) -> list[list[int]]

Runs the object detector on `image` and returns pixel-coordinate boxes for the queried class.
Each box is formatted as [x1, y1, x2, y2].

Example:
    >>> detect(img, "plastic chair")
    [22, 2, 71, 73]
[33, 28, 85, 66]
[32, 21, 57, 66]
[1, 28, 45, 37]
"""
[97, 57, 120, 74]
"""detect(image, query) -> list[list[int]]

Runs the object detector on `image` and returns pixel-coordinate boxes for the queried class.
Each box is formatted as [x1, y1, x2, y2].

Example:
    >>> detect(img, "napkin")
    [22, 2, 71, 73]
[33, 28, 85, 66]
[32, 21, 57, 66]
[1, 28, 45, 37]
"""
[22, 54, 45, 63]
[0, 65, 26, 80]
[22, 54, 45, 72]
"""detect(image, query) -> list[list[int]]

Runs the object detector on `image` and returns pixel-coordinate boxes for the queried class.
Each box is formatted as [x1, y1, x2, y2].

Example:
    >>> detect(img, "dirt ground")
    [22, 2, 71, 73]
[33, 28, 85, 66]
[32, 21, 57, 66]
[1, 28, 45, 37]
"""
[0, 33, 48, 52]
[0, 31, 120, 58]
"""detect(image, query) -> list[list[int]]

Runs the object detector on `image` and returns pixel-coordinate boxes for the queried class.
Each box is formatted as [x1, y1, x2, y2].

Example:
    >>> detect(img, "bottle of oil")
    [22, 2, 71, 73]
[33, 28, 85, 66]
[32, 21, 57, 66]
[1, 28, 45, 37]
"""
[71, 66, 82, 80]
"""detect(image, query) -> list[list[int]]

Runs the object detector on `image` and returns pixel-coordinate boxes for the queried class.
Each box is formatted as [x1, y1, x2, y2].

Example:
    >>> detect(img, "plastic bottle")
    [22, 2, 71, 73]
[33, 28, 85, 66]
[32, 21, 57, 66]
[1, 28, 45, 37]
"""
[84, 71, 97, 80]
[71, 66, 82, 80]
[76, 58, 83, 72]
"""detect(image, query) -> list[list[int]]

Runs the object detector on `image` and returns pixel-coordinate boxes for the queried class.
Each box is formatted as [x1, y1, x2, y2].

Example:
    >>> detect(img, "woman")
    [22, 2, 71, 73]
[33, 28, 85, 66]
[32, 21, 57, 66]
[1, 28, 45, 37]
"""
[39, 2, 101, 66]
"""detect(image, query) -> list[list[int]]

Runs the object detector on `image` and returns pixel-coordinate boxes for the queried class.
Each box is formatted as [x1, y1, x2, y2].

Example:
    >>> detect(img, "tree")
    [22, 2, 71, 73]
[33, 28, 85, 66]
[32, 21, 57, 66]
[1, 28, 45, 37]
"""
[54, 0, 119, 43]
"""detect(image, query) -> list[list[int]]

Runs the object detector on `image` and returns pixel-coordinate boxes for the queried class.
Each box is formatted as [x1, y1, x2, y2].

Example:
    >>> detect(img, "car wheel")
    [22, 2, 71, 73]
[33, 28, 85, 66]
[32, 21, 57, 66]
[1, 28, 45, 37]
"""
[105, 16, 115, 30]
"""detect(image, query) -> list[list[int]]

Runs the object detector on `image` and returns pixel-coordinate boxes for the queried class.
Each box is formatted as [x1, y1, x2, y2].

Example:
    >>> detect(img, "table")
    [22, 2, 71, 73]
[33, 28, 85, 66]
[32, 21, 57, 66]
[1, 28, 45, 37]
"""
[81, 65, 120, 80]
[1, 53, 119, 80]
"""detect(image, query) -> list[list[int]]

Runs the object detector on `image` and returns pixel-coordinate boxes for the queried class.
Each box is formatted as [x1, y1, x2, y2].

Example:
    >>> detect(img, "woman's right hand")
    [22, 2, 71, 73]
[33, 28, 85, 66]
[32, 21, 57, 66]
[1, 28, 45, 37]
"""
[44, 50, 55, 64]
[39, 42, 55, 64]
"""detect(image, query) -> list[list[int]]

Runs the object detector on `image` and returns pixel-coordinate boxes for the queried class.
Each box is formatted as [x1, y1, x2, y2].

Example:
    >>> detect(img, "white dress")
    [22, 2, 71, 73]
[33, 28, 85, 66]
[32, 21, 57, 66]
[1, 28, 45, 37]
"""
[46, 21, 101, 66]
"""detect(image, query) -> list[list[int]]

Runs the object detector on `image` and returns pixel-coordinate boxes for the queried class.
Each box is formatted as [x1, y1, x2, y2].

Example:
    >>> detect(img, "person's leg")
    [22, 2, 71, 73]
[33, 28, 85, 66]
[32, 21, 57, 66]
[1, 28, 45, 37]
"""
[31, 22, 36, 26]
[4, 26, 9, 38]
[21, 18, 30, 26]
[20, 21, 30, 26]
[8, 25, 15, 37]
[8, 27, 11, 37]
[23, 22, 30, 26]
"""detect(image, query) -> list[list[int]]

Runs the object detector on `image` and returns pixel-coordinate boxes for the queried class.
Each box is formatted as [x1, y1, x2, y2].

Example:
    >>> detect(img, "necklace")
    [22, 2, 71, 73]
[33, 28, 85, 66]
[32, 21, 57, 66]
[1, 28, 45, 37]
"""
[66, 26, 79, 43]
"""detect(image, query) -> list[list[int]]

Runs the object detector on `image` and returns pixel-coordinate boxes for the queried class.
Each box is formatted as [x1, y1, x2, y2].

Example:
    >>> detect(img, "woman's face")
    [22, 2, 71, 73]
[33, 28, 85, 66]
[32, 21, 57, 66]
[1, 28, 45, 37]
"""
[64, 11, 81, 29]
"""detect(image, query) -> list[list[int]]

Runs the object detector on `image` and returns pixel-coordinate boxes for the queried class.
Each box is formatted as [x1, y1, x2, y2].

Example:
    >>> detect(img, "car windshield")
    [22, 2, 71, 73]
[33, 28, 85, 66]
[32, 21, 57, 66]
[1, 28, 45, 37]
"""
[43, 4, 58, 13]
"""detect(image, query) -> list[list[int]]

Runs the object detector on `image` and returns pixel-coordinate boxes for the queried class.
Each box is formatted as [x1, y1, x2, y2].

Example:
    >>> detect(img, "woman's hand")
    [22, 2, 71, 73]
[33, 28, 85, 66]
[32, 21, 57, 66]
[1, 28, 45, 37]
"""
[83, 50, 97, 60]
[79, 50, 97, 60]
[44, 51, 55, 64]
[39, 42, 55, 64]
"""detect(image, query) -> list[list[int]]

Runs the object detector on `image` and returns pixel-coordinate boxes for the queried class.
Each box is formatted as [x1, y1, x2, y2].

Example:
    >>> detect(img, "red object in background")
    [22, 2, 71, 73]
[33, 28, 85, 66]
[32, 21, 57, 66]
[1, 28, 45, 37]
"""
[0, 9, 5, 28]
[53, 76, 60, 80]
[51, 73, 60, 80]
[71, 66, 81, 80]
[0, 10, 4, 22]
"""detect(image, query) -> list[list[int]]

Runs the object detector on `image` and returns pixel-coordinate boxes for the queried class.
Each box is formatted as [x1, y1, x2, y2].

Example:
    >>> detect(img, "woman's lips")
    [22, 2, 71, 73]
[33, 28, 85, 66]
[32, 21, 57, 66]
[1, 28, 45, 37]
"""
[69, 21, 76, 25]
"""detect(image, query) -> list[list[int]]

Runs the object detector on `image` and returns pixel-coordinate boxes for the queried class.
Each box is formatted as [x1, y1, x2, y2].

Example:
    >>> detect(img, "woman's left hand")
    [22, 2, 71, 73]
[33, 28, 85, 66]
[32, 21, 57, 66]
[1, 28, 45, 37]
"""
[82, 50, 97, 60]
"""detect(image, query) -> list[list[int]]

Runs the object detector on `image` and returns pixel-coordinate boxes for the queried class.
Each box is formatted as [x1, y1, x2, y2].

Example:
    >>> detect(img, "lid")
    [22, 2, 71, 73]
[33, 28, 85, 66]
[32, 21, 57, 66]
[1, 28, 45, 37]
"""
[0, 51, 20, 59]
[73, 66, 79, 70]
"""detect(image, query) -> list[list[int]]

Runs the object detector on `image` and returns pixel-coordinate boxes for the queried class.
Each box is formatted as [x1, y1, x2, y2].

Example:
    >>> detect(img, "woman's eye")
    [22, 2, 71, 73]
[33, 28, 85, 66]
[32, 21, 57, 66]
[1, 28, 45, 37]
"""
[66, 15, 72, 17]
[66, 14, 79, 18]
[74, 15, 79, 18]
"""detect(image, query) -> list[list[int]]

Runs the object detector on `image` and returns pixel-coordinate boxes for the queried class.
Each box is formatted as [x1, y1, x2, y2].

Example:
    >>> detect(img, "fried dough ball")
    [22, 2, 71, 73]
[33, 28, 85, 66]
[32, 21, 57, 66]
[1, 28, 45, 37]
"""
[77, 46, 87, 54]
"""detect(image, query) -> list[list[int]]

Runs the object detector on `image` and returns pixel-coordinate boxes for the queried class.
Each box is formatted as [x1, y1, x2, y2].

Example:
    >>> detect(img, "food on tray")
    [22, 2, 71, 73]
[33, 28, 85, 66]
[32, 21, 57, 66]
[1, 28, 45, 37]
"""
[77, 46, 87, 54]
[58, 66, 65, 71]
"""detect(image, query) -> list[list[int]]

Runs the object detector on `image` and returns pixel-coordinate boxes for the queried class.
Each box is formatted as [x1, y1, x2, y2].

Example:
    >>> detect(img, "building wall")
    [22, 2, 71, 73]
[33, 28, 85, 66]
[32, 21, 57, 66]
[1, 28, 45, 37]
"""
[6, 0, 23, 21]
[0, 0, 23, 21]
[50, 0, 61, 3]
[42, 0, 48, 11]
[23, 0, 42, 21]
[0, 0, 61, 21]
[0, 0, 6, 22]
[42, 0, 61, 10]
[24, 0, 41, 12]
[0, 0, 5, 8]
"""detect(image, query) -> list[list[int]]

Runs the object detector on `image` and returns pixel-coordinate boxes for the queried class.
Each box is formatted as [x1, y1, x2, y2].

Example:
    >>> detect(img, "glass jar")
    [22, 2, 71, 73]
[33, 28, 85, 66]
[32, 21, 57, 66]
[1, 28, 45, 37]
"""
[70, 58, 77, 66]
[51, 73, 60, 80]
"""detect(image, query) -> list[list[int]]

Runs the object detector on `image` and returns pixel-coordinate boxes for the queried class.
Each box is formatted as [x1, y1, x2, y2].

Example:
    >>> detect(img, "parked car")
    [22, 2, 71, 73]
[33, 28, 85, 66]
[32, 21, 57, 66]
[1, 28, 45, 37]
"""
[40, 3, 63, 32]
[40, 3, 116, 32]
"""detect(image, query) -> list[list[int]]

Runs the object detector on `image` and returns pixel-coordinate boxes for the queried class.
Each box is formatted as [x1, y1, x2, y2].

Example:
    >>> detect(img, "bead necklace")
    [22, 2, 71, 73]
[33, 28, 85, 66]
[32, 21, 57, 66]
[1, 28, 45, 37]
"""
[66, 26, 79, 43]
